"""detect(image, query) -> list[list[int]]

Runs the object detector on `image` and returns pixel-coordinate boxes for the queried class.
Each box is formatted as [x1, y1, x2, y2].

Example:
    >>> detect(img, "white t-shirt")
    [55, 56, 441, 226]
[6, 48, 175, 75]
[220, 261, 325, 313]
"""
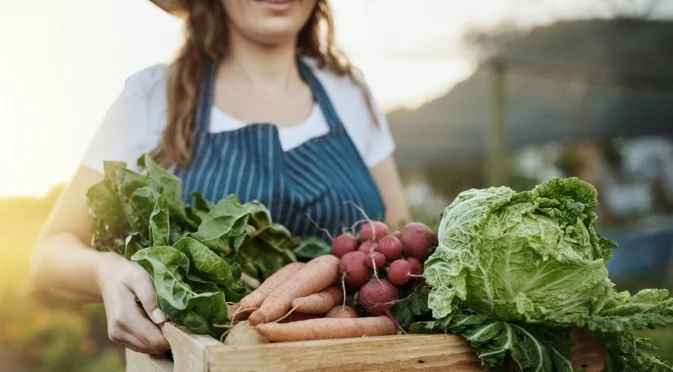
[81, 57, 396, 174]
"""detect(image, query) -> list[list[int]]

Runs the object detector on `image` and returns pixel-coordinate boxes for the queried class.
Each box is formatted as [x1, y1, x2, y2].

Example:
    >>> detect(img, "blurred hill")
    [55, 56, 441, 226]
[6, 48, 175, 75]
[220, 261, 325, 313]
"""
[388, 18, 673, 170]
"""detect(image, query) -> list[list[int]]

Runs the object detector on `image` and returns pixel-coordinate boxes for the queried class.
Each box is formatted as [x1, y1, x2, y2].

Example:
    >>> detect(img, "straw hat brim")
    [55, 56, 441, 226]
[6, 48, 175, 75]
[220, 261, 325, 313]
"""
[149, 0, 187, 17]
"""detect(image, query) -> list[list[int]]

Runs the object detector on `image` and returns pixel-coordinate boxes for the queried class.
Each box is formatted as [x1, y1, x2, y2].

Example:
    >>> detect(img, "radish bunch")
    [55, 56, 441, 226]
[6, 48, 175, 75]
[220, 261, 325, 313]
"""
[332, 221, 436, 317]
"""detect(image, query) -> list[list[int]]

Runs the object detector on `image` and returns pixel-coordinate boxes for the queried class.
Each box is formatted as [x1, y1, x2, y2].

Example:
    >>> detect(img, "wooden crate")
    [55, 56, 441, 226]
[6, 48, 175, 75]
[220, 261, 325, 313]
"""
[126, 322, 485, 371]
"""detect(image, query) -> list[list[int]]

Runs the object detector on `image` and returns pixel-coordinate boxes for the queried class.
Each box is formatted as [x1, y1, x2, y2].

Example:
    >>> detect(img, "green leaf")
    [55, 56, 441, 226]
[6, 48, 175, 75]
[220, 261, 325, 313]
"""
[602, 332, 673, 372]
[191, 195, 259, 254]
[149, 192, 170, 247]
[124, 233, 143, 260]
[87, 153, 299, 338]
[86, 163, 131, 255]
[425, 177, 616, 323]
[239, 239, 295, 280]
[557, 289, 673, 333]
[415, 310, 574, 372]
[131, 246, 230, 338]
[114, 168, 164, 246]
[392, 282, 431, 330]
[291, 236, 330, 262]
[137, 153, 196, 229]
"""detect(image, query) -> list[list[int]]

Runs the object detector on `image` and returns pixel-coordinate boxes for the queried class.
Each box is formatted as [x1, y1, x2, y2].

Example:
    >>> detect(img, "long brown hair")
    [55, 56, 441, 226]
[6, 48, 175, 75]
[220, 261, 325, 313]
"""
[153, 0, 378, 168]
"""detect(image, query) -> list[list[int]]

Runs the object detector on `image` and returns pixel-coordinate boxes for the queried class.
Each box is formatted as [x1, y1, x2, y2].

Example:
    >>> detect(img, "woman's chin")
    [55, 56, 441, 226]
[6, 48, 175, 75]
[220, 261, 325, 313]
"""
[249, 24, 304, 45]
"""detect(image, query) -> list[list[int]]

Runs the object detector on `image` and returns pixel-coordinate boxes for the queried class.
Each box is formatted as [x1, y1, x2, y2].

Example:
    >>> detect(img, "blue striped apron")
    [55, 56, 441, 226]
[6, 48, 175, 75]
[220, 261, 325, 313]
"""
[174, 59, 386, 241]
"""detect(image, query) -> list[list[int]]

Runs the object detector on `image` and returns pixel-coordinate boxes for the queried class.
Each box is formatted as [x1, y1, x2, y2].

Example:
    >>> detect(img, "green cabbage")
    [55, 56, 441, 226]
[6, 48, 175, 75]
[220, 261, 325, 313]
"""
[426, 177, 617, 323]
[419, 178, 673, 371]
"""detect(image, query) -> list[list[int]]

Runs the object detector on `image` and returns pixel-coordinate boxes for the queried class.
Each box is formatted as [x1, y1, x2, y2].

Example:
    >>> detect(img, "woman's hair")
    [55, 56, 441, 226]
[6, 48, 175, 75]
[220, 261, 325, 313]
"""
[154, 0, 378, 168]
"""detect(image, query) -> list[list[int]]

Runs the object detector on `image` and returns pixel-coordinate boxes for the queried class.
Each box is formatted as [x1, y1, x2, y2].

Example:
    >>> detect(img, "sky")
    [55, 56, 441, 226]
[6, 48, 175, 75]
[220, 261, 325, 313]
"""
[2, 0, 673, 197]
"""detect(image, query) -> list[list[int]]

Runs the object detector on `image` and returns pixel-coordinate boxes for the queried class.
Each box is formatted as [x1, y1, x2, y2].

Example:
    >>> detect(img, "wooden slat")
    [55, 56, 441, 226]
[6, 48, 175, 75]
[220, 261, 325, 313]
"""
[125, 349, 173, 372]
[207, 334, 483, 372]
[162, 322, 221, 372]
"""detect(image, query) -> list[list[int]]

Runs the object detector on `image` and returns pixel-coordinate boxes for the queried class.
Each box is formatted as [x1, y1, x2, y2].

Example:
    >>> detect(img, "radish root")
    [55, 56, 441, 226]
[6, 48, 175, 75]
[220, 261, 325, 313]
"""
[230, 306, 259, 326]
[344, 201, 374, 240]
[384, 309, 407, 335]
[370, 255, 380, 281]
[271, 305, 300, 324]
[306, 213, 333, 241]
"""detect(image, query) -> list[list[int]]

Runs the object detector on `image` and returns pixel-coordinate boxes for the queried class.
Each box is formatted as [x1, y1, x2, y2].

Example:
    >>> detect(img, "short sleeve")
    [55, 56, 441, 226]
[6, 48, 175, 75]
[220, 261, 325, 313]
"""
[355, 71, 396, 168]
[81, 71, 161, 174]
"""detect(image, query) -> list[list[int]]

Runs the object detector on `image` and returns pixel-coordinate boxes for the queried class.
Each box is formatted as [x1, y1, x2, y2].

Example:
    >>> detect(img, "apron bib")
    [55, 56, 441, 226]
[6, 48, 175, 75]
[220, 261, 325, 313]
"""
[174, 59, 386, 241]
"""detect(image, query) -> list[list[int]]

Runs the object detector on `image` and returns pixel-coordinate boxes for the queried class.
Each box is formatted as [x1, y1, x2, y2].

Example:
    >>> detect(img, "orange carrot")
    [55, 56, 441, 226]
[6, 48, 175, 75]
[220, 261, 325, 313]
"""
[229, 262, 306, 320]
[254, 316, 397, 342]
[325, 305, 358, 319]
[248, 255, 340, 325]
[291, 285, 343, 314]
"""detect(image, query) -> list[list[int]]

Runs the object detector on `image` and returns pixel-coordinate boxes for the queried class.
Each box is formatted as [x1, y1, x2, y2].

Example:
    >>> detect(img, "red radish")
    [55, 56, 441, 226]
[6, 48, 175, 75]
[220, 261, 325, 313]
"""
[358, 241, 378, 255]
[331, 233, 358, 258]
[358, 221, 389, 242]
[377, 235, 403, 262]
[387, 259, 412, 286]
[358, 279, 399, 316]
[364, 252, 386, 270]
[400, 222, 436, 262]
[339, 251, 372, 287]
[392, 231, 402, 240]
[406, 257, 423, 275]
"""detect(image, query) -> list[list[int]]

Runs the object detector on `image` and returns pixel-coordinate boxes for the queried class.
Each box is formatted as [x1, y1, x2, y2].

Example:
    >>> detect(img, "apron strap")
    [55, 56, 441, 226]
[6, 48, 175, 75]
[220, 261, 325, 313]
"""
[193, 59, 219, 134]
[298, 59, 344, 131]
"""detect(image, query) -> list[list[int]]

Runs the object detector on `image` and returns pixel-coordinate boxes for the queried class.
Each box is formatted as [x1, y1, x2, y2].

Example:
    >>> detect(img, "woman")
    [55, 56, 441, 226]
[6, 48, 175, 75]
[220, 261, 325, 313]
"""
[30, 0, 410, 356]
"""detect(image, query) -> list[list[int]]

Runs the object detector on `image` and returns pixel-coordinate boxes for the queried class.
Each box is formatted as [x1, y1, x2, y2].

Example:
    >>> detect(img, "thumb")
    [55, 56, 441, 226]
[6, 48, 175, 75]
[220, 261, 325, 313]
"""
[126, 268, 167, 325]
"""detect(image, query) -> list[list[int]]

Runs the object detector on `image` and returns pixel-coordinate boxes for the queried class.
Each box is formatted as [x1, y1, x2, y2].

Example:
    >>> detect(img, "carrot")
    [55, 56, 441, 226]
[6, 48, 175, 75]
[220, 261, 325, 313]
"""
[291, 285, 343, 314]
[325, 305, 358, 319]
[229, 262, 306, 320]
[254, 316, 397, 342]
[248, 255, 340, 325]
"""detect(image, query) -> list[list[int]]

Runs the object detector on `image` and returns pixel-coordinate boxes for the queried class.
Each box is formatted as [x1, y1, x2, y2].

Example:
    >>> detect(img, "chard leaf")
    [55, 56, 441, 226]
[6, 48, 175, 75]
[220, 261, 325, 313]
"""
[114, 168, 163, 246]
[137, 154, 196, 229]
[86, 161, 131, 254]
[131, 246, 230, 338]
[149, 192, 170, 247]
[124, 232, 143, 260]
[291, 236, 331, 262]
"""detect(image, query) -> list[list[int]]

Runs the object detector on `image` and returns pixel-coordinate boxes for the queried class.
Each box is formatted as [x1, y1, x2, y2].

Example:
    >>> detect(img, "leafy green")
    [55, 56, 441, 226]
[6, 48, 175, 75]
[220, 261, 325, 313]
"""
[416, 177, 673, 371]
[291, 236, 332, 262]
[87, 153, 299, 338]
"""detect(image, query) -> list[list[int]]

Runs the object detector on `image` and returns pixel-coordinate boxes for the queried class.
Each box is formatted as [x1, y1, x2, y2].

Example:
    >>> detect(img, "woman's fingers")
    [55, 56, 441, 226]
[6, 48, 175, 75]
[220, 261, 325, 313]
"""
[124, 261, 167, 325]
[99, 259, 170, 355]
[108, 326, 153, 354]
[112, 285, 171, 354]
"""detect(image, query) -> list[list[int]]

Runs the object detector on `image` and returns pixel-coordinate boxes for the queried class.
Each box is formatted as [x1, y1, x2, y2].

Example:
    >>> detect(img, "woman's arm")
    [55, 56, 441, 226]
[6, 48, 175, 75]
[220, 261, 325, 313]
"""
[30, 166, 108, 301]
[370, 155, 411, 228]
[30, 165, 170, 354]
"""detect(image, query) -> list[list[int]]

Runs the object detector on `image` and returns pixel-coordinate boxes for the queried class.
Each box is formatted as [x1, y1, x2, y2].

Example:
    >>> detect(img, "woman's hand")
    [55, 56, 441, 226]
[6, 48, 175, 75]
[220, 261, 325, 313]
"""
[96, 253, 170, 355]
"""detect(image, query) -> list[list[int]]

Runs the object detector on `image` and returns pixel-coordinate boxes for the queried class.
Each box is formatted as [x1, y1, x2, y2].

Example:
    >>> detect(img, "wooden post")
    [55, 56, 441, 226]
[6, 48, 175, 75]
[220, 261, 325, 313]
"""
[487, 61, 507, 187]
